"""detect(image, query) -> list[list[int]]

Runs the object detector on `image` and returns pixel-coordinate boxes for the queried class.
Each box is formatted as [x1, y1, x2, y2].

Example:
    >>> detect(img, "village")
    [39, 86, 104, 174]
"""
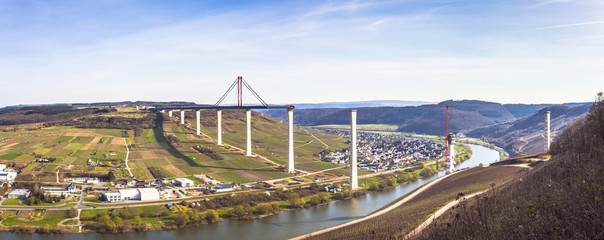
[321, 130, 445, 171]
[0, 170, 242, 203]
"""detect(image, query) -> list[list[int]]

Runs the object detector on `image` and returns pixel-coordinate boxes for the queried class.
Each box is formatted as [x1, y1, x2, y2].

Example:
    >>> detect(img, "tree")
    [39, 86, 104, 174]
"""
[205, 210, 219, 223]
[289, 198, 305, 208]
[385, 176, 397, 186]
[255, 203, 274, 215]
[113, 216, 123, 231]
[229, 204, 252, 219]
[95, 214, 113, 232]
[132, 215, 142, 226]
[69, 207, 78, 218]
[174, 212, 189, 226]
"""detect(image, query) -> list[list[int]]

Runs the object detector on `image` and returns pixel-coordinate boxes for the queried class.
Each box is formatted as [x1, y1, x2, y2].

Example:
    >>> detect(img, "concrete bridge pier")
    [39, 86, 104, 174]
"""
[180, 110, 185, 125]
[168, 110, 173, 118]
[246, 109, 252, 157]
[446, 133, 455, 174]
[217, 110, 223, 145]
[350, 109, 358, 190]
[196, 110, 201, 135]
[545, 111, 551, 152]
[287, 108, 295, 173]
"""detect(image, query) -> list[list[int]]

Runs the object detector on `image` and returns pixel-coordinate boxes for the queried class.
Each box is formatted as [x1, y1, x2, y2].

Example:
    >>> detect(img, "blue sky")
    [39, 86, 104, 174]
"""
[1, 0, 603, 107]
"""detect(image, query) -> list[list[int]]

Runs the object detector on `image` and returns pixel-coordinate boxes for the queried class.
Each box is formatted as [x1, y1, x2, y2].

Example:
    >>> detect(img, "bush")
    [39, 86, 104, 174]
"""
[204, 210, 219, 223]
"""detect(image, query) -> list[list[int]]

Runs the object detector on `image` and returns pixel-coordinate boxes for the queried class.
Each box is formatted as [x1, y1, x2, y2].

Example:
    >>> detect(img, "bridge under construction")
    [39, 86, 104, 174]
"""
[151, 76, 360, 188]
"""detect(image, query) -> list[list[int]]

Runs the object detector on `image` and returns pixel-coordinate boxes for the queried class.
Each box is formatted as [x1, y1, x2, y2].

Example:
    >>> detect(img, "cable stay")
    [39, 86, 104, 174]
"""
[214, 76, 268, 107]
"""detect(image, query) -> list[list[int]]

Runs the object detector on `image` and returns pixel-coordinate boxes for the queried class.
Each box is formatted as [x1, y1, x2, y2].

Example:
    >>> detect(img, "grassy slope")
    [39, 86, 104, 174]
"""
[131, 110, 348, 183]
[192, 110, 347, 172]
[0, 109, 347, 184]
[309, 166, 523, 240]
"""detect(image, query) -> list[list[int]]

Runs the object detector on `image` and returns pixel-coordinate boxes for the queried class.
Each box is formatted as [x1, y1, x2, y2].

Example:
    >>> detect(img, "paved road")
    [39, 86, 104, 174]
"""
[124, 137, 133, 177]
[302, 128, 329, 149]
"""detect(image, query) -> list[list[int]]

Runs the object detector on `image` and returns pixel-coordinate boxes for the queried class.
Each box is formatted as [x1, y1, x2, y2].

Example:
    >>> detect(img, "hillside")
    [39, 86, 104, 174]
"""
[290, 100, 432, 109]
[413, 93, 604, 239]
[265, 100, 519, 135]
[0, 108, 348, 184]
[306, 165, 524, 240]
[466, 104, 590, 156]
[0, 106, 109, 126]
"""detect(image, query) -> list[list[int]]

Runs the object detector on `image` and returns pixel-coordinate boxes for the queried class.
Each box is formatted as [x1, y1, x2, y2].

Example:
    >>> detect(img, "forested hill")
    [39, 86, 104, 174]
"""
[0, 106, 109, 125]
[264, 100, 550, 135]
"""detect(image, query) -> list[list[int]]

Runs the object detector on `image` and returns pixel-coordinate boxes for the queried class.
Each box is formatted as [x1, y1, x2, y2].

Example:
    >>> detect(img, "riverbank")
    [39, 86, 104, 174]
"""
[300, 165, 525, 240]
[0, 166, 435, 234]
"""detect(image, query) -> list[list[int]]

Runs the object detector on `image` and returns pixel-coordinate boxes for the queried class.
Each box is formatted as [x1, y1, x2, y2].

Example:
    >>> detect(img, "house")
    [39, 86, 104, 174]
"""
[8, 189, 31, 199]
[102, 188, 160, 202]
[42, 183, 78, 196]
[135, 181, 152, 188]
[173, 178, 194, 187]
[67, 183, 77, 193]
[155, 178, 169, 184]
[0, 164, 5, 171]
[66, 177, 99, 184]
[0, 169, 18, 182]
[115, 178, 137, 187]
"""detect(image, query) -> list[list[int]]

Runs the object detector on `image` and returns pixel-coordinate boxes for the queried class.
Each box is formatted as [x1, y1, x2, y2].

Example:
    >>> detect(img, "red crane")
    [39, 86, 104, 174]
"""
[424, 104, 457, 169]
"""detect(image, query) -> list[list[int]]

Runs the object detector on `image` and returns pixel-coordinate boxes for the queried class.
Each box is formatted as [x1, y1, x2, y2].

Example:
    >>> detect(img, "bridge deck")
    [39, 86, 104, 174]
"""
[151, 105, 294, 111]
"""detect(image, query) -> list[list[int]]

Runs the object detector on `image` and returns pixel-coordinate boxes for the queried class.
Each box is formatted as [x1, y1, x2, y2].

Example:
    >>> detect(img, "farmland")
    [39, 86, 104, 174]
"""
[0, 109, 348, 184]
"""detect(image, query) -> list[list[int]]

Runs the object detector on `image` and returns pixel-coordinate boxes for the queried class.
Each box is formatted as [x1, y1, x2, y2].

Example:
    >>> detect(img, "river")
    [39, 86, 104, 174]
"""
[0, 144, 500, 240]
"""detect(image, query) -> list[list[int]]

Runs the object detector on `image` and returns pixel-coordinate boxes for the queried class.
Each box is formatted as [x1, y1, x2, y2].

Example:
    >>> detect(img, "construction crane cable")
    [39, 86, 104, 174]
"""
[242, 79, 268, 106]
[214, 79, 238, 106]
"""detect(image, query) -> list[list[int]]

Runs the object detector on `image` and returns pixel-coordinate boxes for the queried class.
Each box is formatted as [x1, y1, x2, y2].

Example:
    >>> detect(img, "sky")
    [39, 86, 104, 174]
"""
[1, 0, 603, 107]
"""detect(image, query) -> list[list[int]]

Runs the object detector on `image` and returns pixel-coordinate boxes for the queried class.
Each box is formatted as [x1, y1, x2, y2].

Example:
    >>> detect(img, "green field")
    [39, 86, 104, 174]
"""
[2, 199, 24, 206]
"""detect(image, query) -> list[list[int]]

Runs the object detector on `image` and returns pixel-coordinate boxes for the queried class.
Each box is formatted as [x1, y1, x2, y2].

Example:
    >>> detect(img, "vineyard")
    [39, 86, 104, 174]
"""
[308, 165, 523, 240]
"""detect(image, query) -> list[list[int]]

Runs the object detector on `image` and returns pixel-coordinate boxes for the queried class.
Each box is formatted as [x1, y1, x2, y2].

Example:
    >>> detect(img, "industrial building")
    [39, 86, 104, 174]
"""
[103, 188, 160, 202]
[8, 189, 31, 199]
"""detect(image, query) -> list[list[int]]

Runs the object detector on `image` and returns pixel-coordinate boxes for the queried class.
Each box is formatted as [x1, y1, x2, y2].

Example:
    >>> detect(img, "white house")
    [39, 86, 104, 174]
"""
[0, 169, 17, 182]
[42, 183, 78, 196]
[173, 178, 194, 187]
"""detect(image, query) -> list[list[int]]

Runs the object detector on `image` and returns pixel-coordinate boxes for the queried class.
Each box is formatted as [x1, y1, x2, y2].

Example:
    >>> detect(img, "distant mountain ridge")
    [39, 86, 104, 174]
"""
[263, 100, 592, 155]
[466, 104, 591, 156]
[289, 100, 434, 109]
[265, 100, 589, 135]
[1, 100, 591, 156]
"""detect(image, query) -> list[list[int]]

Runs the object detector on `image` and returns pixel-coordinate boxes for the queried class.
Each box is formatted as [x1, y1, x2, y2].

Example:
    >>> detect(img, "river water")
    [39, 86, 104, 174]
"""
[1, 144, 500, 240]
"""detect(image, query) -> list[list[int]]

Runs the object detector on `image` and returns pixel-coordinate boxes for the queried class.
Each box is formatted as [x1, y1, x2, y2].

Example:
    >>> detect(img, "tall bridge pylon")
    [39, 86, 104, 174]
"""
[155, 76, 296, 174]
[424, 104, 457, 174]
